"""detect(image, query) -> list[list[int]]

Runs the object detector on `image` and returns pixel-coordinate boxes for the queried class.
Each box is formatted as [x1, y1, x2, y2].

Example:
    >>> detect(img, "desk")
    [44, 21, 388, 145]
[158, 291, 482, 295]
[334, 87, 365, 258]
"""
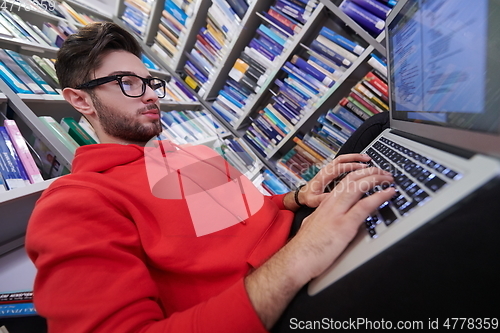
[273, 181, 500, 332]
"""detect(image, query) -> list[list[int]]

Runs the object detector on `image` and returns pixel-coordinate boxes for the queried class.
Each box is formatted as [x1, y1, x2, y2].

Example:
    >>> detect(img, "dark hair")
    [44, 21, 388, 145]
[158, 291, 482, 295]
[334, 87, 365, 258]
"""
[55, 22, 142, 90]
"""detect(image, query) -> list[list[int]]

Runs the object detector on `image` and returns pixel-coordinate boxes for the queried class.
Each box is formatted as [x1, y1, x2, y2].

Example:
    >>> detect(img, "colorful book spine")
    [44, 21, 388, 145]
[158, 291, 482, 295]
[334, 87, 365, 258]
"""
[38, 116, 80, 153]
[0, 61, 33, 94]
[0, 128, 26, 190]
[350, 0, 392, 19]
[0, 126, 30, 185]
[60, 118, 98, 146]
[339, 0, 385, 36]
[0, 302, 37, 317]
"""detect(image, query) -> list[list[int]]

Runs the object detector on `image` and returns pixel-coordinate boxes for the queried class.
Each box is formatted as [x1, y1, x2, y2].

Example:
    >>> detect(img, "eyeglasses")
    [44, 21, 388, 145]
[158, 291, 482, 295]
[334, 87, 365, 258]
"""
[75, 74, 167, 98]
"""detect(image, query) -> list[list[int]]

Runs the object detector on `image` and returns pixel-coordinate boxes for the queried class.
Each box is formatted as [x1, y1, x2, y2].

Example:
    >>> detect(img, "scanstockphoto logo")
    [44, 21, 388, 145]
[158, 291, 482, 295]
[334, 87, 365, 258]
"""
[144, 114, 264, 237]
[3, 0, 55, 12]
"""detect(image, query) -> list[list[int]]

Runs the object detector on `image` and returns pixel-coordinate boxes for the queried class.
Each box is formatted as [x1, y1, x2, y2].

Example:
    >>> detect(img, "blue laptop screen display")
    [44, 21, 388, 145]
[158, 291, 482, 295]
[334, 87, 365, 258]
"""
[389, 0, 500, 134]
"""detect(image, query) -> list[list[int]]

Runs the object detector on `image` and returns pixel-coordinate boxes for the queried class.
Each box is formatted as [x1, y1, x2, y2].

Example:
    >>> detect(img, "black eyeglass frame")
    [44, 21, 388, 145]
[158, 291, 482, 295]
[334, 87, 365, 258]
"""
[75, 74, 167, 98]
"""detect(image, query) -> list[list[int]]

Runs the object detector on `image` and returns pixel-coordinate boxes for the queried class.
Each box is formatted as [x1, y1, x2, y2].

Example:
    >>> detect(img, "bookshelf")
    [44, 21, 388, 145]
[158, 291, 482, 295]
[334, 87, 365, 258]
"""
[175, 0, 392, 188]
[0, 0, 402, 260]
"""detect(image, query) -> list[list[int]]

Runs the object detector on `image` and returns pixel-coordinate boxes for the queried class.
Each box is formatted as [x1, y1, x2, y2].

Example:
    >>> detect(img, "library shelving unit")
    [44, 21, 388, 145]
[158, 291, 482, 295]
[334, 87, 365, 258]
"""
[171, 0, 392, 188]
[149, 0, 213, 72]
[116, 0, 164, 42]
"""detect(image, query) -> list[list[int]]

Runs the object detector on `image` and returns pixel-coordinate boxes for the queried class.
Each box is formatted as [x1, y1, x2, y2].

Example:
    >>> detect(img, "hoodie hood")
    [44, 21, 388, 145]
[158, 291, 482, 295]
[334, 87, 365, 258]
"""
[71, 143, 145, 174]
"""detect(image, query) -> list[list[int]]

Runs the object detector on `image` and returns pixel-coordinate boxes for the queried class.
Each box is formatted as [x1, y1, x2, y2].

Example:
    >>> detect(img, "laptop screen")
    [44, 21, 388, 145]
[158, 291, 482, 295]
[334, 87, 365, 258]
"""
[388, 0, 500, 139]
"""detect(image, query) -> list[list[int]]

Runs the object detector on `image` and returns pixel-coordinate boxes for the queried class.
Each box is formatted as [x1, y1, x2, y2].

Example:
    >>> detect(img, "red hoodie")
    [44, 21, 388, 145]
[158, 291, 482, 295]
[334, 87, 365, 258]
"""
[26, 143, 294, 333]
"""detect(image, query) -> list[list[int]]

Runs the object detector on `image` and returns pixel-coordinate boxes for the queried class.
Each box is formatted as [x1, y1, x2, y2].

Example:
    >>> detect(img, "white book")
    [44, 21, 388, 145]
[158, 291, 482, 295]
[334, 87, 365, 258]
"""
[316, 35, 358, 64]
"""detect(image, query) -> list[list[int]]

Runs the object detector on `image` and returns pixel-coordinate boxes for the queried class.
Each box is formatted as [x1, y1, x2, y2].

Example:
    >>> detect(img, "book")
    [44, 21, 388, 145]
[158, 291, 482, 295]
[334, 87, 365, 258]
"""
[60, 118, 98, 146]
[0, 302, 37, 317]
[316, 35, 358, 65]
[339, 0, 385, 36]
[0, 126, 30, 186]
[29, 136, 69, 178]
[20, 54, 60, 92]
[350, 0, 392, 19]
[226, 0, 249, 20]
[290, 55, 334, 87]
[38, 116, 80, 153]
[5, 49, 58, 95]
[332, 105, 364, 128]
[32, 55, 59, 84]
[0, 60, 33, 94]
[0, 49, 44, 94]
[4, 119, 44, 183]
[0, 291, 33, 304]
[41, 22, 66, 48]
[0, 128, 26, 190]
[3, 11, 50, 47]
[318, 26, 365, 55]
[365, 71, 389, 97]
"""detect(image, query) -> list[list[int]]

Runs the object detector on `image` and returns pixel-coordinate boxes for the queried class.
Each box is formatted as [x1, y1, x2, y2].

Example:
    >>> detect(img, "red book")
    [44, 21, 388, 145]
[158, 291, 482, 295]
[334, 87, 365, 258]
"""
[365, 71, 389, 97]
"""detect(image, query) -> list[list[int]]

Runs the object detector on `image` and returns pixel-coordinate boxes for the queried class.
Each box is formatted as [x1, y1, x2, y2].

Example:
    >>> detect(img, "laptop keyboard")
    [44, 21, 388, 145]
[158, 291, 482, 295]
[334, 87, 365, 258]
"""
[364, 137, 463, 238]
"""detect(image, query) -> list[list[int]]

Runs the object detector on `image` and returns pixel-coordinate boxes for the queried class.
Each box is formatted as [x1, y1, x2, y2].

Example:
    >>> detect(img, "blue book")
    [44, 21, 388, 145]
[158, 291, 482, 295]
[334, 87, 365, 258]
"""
[333, 106, 364, 128]
[0, 131, 26, 190]
[243, 133, 266, 157]
[0, 61, 33, 94]
[262, 169, 290, 194]
[185, 61, 208, 84]
[278, 79, 311, 102]
[0, 302, 37, 317]
[219, 90, 244, 108]
[309, 55, 339, 75]
[284, 62, 326, 92]
[276, 0, 309, 15]
[212, 103, 236, 123]
[164, 0, 188, 26]
[226, 139, 254, 166]
[141, 53, 160, 71]
[350, 0, 392, 19]
[317, 115, 350, 142]
[255, 31, 284, 55]
[257, 24, 287, 47]
[318, 26, 365, 55]
[315, 127, 344, 149]
[252, 116, 282, 144]
[186, 51, 211, 77]
[325, 111, 356, 134]
[274, 0, 308, 23]
[310, 40, 352, 68]
[272, 102, 299, 125]
[226, 0, 249, 20]
[0, 127, 29, 185]
[284, 72, 320, 96]
[249, 39, 277, 61]
[273, 94, 303, 116]
[339, 0, 385, 36]
[290, 56, 334, 87]
[248, 125, 273, 147]
[275, 82, 308, 109]
[223, 85, 247, 104]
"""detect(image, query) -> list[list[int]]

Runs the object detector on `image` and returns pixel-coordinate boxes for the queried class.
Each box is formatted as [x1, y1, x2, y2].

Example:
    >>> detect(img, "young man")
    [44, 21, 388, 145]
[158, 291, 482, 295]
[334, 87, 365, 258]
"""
[26, 22, 394, 333]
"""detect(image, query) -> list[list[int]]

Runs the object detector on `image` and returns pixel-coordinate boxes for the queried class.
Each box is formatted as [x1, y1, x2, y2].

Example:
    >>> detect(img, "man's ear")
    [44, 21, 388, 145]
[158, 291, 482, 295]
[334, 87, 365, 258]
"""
[62, 88, 95, 117]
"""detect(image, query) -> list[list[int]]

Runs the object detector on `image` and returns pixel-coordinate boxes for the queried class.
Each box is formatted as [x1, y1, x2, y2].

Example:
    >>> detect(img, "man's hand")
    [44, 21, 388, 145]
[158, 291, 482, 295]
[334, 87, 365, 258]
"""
[246, 167, 395, 329]
[298, 153, 372, 208]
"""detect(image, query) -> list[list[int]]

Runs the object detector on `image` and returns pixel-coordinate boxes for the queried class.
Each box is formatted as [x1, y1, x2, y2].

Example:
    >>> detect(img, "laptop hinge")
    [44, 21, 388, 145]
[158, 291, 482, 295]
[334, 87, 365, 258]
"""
[389, 129, 475, 159]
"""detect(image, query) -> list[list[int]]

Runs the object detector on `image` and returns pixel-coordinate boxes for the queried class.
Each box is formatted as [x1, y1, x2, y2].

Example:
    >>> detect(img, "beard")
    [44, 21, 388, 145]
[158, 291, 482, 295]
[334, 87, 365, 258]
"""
[90, 93, 162, 143]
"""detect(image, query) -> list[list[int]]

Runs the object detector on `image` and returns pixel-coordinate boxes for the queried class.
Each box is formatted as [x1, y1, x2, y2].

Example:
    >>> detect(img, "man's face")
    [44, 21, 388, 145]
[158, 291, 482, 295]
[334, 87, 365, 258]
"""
[89, 50, 162, 144]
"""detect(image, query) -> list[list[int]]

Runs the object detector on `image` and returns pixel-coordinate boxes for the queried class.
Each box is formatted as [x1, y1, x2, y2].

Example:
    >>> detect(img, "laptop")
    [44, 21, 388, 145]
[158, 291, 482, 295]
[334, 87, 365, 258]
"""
[308, 0, 500, 295]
